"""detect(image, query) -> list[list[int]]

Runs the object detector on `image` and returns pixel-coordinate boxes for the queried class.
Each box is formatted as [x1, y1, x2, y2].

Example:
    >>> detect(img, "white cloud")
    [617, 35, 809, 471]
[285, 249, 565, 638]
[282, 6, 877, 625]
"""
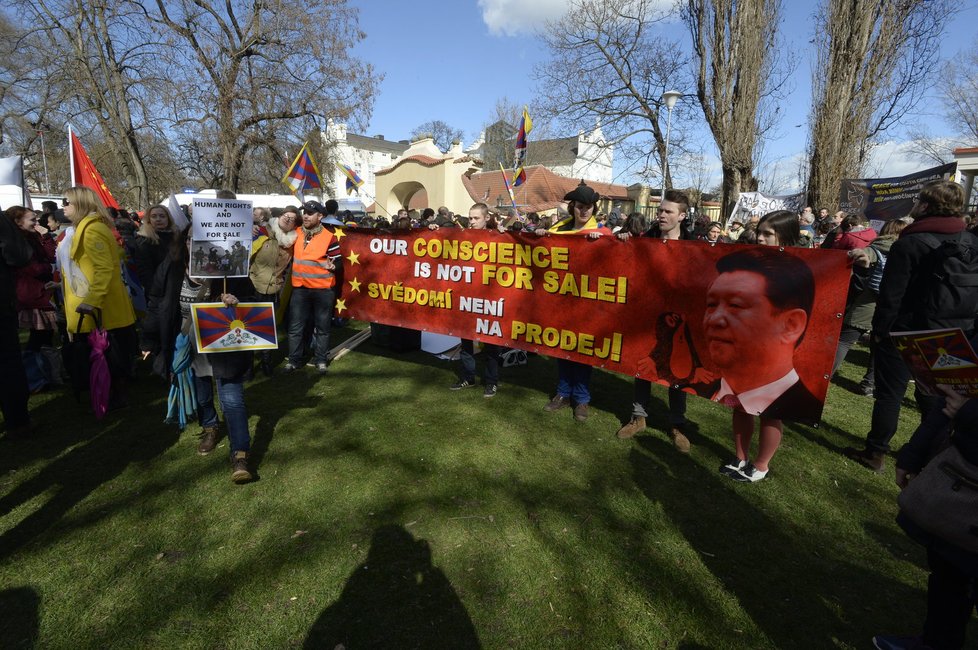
[864, 139, 958, 178]
[478, 0, 569, 36]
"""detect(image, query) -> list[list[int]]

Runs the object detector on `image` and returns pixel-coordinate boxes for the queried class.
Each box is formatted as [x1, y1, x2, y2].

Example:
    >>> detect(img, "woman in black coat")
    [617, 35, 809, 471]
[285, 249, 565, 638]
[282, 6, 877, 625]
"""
[141, 228, 257, 484]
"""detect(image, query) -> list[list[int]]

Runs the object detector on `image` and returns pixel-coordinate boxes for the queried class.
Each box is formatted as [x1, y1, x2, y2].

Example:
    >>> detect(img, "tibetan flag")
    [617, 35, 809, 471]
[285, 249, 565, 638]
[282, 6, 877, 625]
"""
[190, 302, 278, 353]
[282, 142, 322, 201]
[512, 106, 533, 187]
[69, 127, 120, 209]
[337, 163, 364, 195]
[498, 163, 516, 208]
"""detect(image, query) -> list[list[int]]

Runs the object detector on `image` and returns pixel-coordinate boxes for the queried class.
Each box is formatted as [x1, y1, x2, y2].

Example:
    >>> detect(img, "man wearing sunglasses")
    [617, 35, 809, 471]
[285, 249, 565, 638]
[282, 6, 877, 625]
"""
[283, 201, 341, 374]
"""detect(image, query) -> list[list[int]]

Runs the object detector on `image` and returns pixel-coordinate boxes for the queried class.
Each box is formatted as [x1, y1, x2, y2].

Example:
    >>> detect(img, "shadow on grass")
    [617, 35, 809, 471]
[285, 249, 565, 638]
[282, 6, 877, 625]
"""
[246, 371, 319, 476]
[629, 439, 922, 648]
[304, 524, 480, 649]
[0, 412, 180, 560]
[0, 586, 39, 649]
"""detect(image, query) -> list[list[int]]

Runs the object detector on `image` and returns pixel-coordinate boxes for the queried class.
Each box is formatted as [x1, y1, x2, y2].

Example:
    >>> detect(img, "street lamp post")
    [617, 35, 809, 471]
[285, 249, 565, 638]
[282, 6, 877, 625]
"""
[660, 90, 681, 191]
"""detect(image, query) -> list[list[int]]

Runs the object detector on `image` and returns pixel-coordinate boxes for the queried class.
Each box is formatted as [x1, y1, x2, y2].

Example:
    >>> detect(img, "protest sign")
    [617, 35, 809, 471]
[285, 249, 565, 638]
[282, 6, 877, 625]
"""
[190, 302, 277, 353]
[891, 328, 978, 398]
[726, 191, 805, 228]
[190, 197, 254, 278]
[338, 229, 851, 423]
[838, 163, 957, 225]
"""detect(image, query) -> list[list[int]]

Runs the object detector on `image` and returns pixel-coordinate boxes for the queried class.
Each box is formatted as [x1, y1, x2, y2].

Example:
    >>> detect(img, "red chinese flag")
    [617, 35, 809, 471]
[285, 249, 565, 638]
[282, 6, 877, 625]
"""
[70, 130, 120, 209]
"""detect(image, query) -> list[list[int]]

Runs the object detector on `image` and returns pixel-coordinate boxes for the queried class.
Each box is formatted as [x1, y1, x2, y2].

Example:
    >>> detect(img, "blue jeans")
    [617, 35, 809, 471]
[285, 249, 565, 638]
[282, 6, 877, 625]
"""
[288, 287, 335, 365]
[556, 359, 592, 405]
[195, 375, 250, 455]
[459, 340, 500, 385]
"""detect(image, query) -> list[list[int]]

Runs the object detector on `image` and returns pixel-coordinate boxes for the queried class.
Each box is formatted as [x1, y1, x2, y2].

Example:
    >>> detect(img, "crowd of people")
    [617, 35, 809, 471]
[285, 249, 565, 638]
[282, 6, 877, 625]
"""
[1, 178, 977, 648]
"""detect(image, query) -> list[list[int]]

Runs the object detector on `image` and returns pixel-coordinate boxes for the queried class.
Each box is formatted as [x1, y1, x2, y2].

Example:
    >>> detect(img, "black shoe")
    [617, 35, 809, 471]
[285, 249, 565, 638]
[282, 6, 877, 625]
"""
[450, 379, 475, 390]
[483, 384, 498, 398]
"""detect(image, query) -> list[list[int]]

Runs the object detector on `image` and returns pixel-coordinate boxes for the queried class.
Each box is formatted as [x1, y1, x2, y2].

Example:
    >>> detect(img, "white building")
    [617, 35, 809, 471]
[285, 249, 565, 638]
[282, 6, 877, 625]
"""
[465, 120, 614, 185]
[322, 120, 409, 208]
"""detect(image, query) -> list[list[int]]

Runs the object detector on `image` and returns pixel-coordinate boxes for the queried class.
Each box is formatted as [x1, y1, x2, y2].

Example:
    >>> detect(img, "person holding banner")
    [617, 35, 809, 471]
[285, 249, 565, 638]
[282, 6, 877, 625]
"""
[708, 211, 817, 482]
[141, 222, 258, 484]
[249, 207, 300, 375]
[536, 183, 601, 421]
[615, 189, 696, 452]
[449, 203, 503, 398]
[283, 201, 341, 373]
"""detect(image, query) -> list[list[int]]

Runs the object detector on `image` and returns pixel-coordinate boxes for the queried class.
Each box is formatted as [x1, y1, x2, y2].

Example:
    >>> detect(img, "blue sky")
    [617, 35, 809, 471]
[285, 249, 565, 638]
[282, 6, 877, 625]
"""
[349, 0, 976, 192]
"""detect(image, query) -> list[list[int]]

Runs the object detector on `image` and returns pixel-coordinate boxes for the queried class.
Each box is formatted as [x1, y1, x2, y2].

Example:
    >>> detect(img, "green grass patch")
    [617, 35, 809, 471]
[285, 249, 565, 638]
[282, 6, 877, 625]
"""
[1, 329, 974, 648]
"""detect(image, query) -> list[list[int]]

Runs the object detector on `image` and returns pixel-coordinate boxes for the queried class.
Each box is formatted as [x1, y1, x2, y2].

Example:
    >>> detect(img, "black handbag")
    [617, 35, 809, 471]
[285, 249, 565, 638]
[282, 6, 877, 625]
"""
[898, 443, 978, 554]
[61, 310, 129, 399]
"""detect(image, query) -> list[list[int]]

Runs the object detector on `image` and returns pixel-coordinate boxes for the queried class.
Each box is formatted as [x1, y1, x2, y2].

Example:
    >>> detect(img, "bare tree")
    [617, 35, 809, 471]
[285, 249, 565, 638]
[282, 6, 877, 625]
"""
[939, 49, 978, 145]
[148, 0, 378, 192]
[410, 120, 464, 152]
[11, 0, 173, 206]
[806, 0, 954, 209]
[683, 0, 788, 220]
[532, 0, 691, 188]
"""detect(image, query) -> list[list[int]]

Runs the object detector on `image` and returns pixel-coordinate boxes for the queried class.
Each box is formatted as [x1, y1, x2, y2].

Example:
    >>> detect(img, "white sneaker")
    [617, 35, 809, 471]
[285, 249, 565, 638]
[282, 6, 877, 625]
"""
[718, 457, 747, 477]
[731, 462, 769, 483]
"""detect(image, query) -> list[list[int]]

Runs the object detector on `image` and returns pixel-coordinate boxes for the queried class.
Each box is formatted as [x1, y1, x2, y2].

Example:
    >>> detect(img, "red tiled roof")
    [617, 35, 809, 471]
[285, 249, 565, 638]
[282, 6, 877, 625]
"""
[375, 155, 444, 175]
[461, 165, 630, 213]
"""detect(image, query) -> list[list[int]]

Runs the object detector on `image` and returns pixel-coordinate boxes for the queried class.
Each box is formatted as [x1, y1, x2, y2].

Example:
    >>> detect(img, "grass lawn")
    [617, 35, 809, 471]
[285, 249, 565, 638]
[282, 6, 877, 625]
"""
[1, 325, 974, 649]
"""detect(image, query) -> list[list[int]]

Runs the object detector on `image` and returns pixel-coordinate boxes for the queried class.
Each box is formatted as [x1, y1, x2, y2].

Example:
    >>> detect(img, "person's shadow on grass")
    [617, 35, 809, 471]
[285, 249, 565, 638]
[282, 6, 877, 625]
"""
[628, 437, 923, 648]
[0, 586, 40, 648]
[0, 418, 179, 560]
[304, 524, 481, 649]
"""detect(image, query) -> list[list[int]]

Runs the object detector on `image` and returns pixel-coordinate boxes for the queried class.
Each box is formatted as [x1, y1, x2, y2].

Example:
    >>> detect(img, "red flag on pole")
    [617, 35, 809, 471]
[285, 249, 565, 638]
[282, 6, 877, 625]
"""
[69, 127, 120, 209]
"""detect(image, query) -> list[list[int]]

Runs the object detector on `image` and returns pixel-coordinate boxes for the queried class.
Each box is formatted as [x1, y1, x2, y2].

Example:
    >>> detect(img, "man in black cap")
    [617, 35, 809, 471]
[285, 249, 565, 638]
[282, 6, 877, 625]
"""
[284, 200, 341, 373]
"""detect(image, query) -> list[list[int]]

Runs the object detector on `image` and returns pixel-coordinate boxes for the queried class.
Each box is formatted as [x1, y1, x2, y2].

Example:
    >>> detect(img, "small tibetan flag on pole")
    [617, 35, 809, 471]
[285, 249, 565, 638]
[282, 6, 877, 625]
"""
[498, 163, 517, 208]
[336, 163, 364, 195]
[282, 142, 322, 203]
[512, 106, 532, 187]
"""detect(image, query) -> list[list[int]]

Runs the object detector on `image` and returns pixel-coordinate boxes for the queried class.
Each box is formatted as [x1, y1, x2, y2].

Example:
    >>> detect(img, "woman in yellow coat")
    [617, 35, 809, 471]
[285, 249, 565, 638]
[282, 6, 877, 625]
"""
[60, 186, 136, 408]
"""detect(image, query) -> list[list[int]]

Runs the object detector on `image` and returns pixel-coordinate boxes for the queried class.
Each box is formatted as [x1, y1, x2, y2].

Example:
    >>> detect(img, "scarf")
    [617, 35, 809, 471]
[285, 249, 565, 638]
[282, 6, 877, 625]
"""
[900, 214, 966, 237]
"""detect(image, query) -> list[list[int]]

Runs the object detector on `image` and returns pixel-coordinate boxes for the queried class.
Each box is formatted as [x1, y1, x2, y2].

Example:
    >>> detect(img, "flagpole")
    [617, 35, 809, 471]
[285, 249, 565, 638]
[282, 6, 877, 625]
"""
[38, 129, 50, 194]
[67, 124, 75, 188]
[498, 163, 517, 210]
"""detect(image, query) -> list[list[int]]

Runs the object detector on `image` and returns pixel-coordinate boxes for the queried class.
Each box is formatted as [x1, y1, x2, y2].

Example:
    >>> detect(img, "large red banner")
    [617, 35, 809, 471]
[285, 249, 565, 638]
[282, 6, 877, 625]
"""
[337, 229, 851, 423]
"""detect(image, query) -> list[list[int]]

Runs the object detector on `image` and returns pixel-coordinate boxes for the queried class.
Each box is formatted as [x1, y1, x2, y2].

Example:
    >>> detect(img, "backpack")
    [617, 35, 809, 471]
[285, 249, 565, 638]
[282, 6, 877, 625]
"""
[913, 232, 978, 332]
[867, 242, 887, 294]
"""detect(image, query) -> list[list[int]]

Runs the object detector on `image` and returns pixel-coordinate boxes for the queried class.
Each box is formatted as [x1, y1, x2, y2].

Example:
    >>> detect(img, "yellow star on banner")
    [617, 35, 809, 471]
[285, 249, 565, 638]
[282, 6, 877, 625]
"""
[332, 228, 346, 240]
[348, 277, 361, 293]
[346, 250, 360, 265]
[335, 298, 347, 314]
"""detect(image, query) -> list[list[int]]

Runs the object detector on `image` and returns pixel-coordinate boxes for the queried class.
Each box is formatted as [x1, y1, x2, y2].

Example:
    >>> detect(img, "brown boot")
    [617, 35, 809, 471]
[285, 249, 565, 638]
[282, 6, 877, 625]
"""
[844, 447, 885, 473]
[544, 395, 570, 412]
[573, 403, 589, 422]
[197, 425, 219, 455]
[670, 427, 691, 454]
[616, 416, 646, 439]
[230, 451, 253, 484]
